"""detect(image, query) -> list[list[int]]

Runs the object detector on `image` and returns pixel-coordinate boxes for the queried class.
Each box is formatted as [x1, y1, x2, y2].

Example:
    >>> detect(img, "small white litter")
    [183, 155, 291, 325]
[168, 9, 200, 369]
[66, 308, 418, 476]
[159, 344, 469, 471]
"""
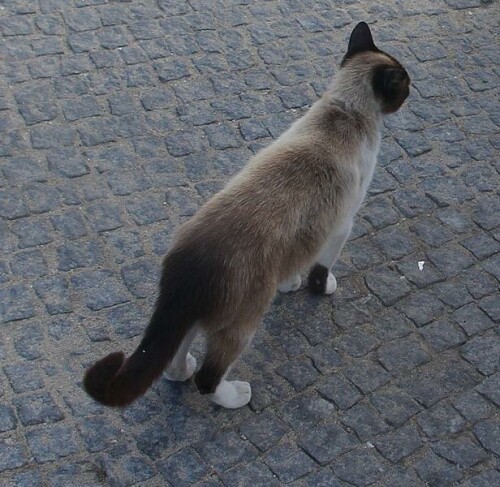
[418, 261, 425, 271]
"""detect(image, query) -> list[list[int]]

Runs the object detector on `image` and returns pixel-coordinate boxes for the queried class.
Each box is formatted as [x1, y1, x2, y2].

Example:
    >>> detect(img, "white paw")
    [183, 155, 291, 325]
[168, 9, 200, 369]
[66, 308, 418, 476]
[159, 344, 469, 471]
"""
[209, 380, 252, 409]
[278, 274, 302, 293]
[164, 353, 197, 381]
[325, 273, 337, 294]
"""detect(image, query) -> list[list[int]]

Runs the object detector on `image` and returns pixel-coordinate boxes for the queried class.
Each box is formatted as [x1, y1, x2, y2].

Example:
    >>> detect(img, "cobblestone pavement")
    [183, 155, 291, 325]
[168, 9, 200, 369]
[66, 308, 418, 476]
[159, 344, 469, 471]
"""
[1, 0, 499, 485]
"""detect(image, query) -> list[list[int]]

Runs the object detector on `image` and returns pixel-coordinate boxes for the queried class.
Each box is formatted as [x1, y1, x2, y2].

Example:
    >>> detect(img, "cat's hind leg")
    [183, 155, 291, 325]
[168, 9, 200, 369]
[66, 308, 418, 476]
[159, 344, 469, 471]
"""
[308, 221, 352, 295]
[278, 273, 302, 293]
[164, 325, 198, 381]
[195, 327, 255, 409]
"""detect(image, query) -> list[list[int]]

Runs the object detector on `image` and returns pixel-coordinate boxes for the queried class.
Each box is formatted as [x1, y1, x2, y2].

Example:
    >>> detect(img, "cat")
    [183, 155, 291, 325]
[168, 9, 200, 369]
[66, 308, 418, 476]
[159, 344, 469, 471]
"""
[84, 22, 410, 409]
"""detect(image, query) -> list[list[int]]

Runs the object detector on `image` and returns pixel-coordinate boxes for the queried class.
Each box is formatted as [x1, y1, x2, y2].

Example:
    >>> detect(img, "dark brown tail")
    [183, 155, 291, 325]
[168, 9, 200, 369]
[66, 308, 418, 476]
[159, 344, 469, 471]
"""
[83, 239, 226, 407]
[83, 305, 193, 407]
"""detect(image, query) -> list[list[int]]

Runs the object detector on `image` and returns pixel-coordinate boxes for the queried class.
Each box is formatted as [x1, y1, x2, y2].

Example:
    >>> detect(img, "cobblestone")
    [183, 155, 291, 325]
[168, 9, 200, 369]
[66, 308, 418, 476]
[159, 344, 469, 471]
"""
[341, 402, 391, 440]
[11, 218, 53, 248]
[415, 449, 463, 486]
[0, 284, 36, 323]
[0, 439, 28, 472]
[344, 360, 391, 394]
[461, 333, 500, 375]
[26, 424, 80, 464]
[417, 402, 466, 439]
[0, 0, 498, 484]
[298, 423, 358, 465]
[371, 387, 422, 427]
[420, 319, 467, 351]
[13, 392, 64, 426]
[158, 447, 209, 486]
[280, 392, 334, 430]
[264, 443, 316, 483]
[461, 470, 500, 487]
[4, 363, 44, 393]
[71, 270, 129, 311]
[239, 411, 288, 452]
[452, 303, 495, 336]
[375, 424, 423, 463]
[194, 430, 258, 474]
[77, 416, 121, 454]
[432, 435, 487, 468]
[332, 448, 387, 486]
[473, 418, 500, 456]
[0, 405, 17, 433]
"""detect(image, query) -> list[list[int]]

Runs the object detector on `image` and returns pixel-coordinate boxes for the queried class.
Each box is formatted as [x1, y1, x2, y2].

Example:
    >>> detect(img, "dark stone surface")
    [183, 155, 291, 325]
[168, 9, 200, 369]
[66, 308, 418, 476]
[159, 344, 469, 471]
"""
[264, 443, 316, 483]
[318, 374, 362, 410]
[365, 265, 411, 306]
[332, 448, 387, 486]
[375, 424, 423, 463]
[371, 387, 422, 427]
[0, 1, 498, 483]
[396, 291, 445, 326]
[298, 423, 358, 465]
[461, 333, 500, 375]
[417, 402, 466, 439]
[0, 439, 28, 473]
[473, 418, 500, 456]
[4, 362, 44, 393]
[158, 447, 210, 487]
[432, 435, 487, 468]
[0, 405, 17, 433]
[414, 450, 463, 486]
[13, 392, 64, 426]
[476, 372, 500, 407]
[222, 460, 281, 487]
[341, 402, 391, 440]
[239, 411, 288, 452]
[280, 392, 334, 430]
[194, 431, 258, 474]
[26, 424, 80, 463]
[451, 303, 495, 336]
[71, 270, 129, 310]
[77, 416, 121, 453]
[378, 334, 430, 373]
[276, 358, 320, 391]
[453, 390, 494, 423]
[419, 319, 467, 352]
[0, 284, 36, 323]
[344, 359, 391, 394]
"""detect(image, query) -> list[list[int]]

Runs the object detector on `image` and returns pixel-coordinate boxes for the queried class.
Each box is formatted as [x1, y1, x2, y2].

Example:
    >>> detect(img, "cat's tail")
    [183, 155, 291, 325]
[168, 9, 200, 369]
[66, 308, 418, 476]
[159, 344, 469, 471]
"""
[83, 302, 193, 407]
[83, 238, 224, 407]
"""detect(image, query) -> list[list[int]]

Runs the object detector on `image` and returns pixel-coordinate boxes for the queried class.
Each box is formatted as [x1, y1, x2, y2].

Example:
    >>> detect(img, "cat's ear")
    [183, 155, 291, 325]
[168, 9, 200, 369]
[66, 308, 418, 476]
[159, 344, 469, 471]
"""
[344, 22, 377, 61]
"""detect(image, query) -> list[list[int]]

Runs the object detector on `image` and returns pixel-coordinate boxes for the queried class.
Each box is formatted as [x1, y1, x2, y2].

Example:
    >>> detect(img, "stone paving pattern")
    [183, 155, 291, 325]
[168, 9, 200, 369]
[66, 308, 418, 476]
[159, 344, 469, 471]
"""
[0, 0, 499, 485]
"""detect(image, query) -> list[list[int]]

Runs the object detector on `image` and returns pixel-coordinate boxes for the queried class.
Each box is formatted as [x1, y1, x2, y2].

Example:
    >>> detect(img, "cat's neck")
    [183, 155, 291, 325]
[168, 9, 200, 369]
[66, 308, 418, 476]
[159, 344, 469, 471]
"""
[326, 72, 382, 121]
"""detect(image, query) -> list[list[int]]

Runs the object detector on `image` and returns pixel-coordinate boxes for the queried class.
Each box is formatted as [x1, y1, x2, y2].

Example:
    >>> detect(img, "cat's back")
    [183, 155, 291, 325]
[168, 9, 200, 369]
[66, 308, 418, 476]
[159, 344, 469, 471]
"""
[180, 138, 351, 249]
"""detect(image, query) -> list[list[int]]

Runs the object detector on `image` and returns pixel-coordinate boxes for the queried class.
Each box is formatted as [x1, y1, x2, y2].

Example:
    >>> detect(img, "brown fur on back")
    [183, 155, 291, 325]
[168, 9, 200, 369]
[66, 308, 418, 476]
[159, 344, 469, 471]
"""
[174, 133, 358, 305]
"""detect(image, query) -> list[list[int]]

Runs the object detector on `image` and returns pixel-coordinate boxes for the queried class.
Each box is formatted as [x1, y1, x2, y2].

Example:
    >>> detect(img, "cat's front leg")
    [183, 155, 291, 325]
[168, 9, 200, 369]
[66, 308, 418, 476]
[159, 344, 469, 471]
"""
[308, 222, 352, 295]
[308, 264, 338, 294]
[278, 273, 302, 293]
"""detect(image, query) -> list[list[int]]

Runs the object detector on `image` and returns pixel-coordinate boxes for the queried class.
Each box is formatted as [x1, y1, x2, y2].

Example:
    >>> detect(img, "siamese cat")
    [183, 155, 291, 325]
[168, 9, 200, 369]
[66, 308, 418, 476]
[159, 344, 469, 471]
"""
[84, 22, 410, 409]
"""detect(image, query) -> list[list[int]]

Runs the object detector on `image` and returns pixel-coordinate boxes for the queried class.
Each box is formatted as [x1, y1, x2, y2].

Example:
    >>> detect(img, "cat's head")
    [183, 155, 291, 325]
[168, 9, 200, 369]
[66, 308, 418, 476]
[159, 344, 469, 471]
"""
[341, 22, 410, 114]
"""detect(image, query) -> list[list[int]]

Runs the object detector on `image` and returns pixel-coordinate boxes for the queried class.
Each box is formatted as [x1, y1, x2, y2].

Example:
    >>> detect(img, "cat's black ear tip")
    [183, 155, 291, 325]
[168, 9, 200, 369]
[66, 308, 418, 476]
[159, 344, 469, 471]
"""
[351, 22, 371, 36]
[354, 21, 370, 30]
